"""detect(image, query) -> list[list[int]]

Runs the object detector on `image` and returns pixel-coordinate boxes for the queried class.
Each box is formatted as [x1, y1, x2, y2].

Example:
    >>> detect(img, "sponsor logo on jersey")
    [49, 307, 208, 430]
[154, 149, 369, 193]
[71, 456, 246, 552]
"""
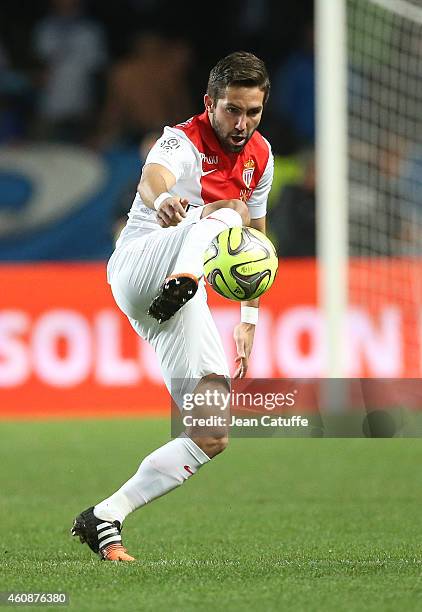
[239, 188, 253, 202]
[160, 137, 180, 150]
[242, 159, 255, 188]
[200, 152, 219, 165]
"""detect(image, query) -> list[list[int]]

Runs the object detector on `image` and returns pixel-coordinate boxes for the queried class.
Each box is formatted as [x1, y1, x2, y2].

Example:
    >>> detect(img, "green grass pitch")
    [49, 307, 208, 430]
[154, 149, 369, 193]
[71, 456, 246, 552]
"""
[2, 418, 422, 611]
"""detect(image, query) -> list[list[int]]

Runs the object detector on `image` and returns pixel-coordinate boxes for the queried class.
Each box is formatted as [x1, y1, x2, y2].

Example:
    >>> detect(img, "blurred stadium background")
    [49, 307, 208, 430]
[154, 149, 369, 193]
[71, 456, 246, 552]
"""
[2, 1, 422, 609]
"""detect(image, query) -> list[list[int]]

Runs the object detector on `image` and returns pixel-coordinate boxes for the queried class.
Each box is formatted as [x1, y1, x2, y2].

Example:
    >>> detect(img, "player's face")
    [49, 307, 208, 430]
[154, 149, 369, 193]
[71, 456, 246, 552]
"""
[205, 86, 265, 153]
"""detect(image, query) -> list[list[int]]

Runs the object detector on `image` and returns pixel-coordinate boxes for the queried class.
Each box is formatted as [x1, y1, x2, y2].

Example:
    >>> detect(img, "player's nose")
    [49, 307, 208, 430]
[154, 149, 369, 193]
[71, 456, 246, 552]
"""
[235, 114, 247, 132]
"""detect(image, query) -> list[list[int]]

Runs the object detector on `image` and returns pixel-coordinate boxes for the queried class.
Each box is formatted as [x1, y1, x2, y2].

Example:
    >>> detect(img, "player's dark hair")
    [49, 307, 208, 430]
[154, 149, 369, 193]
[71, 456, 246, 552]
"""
[207, 51, 270, 105]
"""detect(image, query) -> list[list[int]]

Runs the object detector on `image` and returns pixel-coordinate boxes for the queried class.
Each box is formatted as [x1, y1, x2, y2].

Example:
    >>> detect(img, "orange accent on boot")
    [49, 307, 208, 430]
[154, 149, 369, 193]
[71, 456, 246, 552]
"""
[165, 273, 199, 285]
[101, 543, 135, 561]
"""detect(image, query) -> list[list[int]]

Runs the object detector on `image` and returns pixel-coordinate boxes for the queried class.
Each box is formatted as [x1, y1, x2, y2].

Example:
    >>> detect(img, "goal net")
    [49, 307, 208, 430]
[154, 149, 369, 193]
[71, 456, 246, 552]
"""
[346, 0, 422, 376]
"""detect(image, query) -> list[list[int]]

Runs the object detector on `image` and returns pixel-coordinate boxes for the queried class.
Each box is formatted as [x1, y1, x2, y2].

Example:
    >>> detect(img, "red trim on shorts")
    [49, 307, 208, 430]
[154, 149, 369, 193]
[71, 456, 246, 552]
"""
[205, 216, 229, 227]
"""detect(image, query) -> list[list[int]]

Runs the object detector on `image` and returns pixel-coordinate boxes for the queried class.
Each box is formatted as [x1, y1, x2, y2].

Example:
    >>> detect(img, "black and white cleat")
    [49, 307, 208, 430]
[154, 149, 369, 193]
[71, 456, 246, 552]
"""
[147, 274, 199, 323]
[71, 506, 135, 561]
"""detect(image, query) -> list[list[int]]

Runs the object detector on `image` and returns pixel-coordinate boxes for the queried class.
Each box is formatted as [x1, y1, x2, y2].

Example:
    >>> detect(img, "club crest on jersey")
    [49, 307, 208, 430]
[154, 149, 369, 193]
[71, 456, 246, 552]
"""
[242, 159, 255, 188]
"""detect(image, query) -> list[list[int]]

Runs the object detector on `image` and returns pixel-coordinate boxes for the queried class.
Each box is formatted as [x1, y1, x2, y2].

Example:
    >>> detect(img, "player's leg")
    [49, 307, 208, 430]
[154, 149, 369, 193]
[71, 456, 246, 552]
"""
[91, 280, 230, 536]
[148, 198, 249, 322]
[72, 224, 229, 561]
[71, 228, 188, 561]
[183, 373, 230, 459]
[92, 375, 229, 525]
[171, 198, 250, 277]
[201, 197, 250, 224]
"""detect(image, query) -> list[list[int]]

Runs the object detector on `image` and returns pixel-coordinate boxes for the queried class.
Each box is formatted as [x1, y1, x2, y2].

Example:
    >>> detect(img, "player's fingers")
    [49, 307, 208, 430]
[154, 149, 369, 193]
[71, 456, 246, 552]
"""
[158, 204, 172, 219]
[180, 198, 189, 212]
[157, 210, 171, 227]
[172, 211, 184, 224]
[236, 341, 246, 359]
[234, 351, 247, 373]
[158, 218, 171, 227]
[233, 364, 242, 379]
[173, 202, 187, 217]
[241, 358, 248, 377]
[164, 211, 183, 225]
[234, 358, 247, 379]
[164, 211, 183, 226]
[167, 215, 184, 226]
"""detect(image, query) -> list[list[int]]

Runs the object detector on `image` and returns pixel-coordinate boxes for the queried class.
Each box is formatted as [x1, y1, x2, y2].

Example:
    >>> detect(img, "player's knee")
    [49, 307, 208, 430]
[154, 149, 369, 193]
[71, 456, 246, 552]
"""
[211, 434, 229, 456]
[225, 199, 250, 226]
[203, 198, 249, 226]
[193, 435, 229, 459]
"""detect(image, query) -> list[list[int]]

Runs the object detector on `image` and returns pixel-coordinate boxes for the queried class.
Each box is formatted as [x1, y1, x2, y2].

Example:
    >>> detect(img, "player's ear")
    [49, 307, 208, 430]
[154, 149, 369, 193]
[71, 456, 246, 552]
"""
[204, 94, 214, 113]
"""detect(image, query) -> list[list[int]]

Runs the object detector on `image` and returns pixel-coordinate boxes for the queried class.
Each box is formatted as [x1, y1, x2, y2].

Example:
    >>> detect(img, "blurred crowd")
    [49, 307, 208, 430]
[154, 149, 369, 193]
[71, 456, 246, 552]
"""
[0, 0, 319, 256]
[1, 0, 419, 258]
[0, 0, 314, 151]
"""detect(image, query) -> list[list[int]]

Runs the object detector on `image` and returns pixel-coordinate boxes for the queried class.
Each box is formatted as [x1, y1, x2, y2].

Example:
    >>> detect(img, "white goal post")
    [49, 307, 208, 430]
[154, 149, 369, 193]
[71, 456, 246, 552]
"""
[316, 0, 422, 378]
[316, 0, 349, 377]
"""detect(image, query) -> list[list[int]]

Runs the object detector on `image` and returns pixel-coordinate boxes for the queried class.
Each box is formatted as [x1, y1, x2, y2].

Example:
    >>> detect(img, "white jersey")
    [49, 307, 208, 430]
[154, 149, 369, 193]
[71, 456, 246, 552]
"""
[116, 111, 274, 248]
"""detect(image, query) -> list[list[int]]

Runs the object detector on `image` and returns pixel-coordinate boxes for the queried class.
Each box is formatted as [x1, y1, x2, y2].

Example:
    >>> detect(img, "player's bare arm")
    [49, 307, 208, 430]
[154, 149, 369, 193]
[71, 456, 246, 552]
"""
[249, 215, 266, 235]
[233, 215, 266, 379]
[138, 163, 188, 228]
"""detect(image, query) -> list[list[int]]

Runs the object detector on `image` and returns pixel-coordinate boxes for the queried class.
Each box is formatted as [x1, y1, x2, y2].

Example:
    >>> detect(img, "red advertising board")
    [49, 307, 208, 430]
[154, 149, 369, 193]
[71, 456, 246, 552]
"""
[0, 259, 421, 418]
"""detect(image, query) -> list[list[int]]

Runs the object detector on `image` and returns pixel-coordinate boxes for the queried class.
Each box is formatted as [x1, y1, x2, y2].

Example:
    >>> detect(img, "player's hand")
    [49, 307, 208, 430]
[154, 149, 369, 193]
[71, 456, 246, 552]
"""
[233, 322, 256, 379]
[156, 197, 189, 227]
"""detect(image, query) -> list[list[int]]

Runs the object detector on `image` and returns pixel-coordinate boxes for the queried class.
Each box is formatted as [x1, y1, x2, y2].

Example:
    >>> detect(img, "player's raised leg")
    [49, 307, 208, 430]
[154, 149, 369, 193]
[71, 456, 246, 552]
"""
[148, 199, 249, 323]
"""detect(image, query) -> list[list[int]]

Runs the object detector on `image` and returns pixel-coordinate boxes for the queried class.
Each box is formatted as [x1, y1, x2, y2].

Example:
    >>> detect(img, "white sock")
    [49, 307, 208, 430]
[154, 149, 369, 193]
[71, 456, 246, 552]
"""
[172, 207, 243, 278]
[94, 436, 210, 524]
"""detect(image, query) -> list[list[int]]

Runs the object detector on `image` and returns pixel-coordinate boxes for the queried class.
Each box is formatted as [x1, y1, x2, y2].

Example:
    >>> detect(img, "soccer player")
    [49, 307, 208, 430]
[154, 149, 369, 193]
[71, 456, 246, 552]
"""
[71, 51, 274, 561]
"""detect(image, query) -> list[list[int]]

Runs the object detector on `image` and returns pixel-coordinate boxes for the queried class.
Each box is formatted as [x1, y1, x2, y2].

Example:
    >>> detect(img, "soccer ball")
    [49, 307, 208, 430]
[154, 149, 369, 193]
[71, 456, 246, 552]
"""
[203, 226, 278, 301]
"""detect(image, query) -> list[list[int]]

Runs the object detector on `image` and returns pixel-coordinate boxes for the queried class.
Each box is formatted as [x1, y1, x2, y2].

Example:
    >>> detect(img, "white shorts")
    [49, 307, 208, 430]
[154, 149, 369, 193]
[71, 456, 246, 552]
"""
[107, 221, 230, 406]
